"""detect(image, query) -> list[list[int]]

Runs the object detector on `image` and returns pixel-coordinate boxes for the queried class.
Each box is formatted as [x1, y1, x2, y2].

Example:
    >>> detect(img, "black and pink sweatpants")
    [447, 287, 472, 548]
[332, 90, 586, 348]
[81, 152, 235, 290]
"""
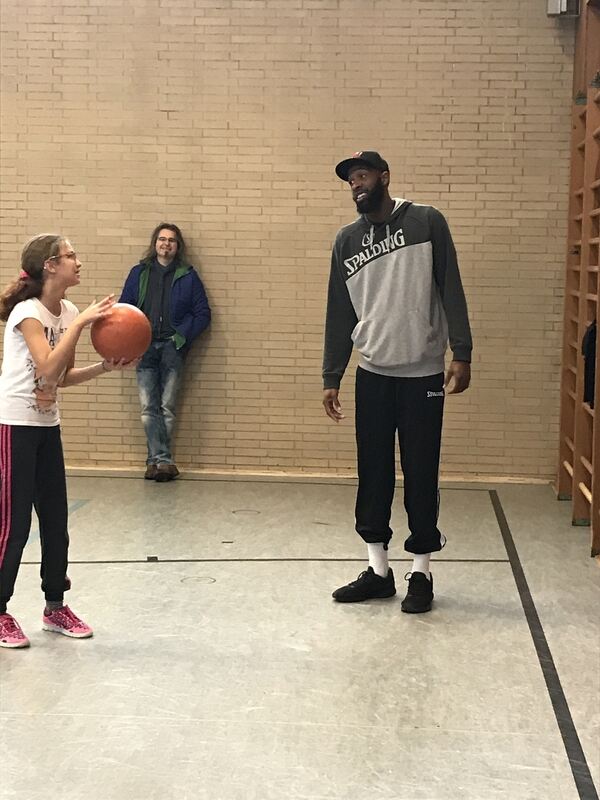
[0, 424, 69, 614]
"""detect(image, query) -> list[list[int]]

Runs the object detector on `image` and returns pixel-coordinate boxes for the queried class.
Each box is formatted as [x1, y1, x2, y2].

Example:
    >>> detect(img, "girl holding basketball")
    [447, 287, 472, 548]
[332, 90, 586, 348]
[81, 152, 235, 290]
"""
[0, 233, 129, 648]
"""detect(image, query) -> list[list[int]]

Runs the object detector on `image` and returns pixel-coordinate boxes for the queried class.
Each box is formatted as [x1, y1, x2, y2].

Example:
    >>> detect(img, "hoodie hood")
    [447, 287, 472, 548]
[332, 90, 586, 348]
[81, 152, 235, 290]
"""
[366, 197, 411, 221]
[359, 198, 412, 247]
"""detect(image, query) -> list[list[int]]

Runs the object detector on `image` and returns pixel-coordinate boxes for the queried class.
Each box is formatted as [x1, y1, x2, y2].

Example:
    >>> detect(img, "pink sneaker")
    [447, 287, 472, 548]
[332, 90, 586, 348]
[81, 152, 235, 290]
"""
[42, 606, 93, 639]
[0, 613, 30, 648]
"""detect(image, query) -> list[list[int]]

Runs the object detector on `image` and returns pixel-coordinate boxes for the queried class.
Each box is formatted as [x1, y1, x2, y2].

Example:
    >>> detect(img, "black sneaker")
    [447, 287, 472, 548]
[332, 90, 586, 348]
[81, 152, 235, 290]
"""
[332, 567, 396, 603]
[401, 571, 434, 613]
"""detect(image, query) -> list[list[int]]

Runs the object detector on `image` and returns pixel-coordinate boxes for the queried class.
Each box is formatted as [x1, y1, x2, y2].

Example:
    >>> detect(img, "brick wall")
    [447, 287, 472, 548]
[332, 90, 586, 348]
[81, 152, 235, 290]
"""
[0, 0, 575, 479]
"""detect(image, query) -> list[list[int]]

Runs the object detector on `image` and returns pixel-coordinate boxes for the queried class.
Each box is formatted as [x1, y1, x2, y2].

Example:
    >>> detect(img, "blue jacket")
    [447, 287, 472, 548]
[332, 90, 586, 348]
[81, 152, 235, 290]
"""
[120, 261, 211, 352]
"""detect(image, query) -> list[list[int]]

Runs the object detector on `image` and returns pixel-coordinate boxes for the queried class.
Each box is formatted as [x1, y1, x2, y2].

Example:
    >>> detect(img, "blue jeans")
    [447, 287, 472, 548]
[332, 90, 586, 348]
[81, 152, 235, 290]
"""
[136, 341, 185, 465]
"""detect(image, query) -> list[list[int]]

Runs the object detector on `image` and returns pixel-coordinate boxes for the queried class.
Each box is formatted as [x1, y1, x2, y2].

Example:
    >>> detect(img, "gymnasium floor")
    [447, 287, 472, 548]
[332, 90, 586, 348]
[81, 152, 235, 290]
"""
[1, 476, 599, 800]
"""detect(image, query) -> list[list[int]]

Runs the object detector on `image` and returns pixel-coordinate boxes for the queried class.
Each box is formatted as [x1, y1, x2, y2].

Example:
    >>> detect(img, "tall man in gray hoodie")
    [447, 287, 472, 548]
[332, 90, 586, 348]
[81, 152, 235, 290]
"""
[322, 151, 472, 613]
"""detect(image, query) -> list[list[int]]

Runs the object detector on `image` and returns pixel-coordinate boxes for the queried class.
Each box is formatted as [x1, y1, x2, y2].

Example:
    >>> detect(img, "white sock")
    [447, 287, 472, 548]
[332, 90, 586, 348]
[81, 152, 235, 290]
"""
[411, 534, 446, 581]
[367, 543, 389, 577]
[411, 553, 431, 579]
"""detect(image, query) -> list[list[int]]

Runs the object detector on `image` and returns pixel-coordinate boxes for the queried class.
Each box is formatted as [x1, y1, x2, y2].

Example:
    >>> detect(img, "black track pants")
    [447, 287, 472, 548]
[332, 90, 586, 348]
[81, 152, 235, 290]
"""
[0, 425, 69, 612]
[354, 367, 445, 554]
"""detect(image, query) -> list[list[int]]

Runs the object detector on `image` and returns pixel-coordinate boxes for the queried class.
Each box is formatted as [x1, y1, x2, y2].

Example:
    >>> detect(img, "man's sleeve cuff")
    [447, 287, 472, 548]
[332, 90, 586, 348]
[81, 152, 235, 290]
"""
[451, 348, 472, 363]
[323, 373, 341, 390]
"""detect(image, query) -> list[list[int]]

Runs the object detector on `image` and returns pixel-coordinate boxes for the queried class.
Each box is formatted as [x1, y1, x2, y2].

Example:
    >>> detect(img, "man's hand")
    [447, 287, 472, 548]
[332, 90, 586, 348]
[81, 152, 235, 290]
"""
[323, 388, 345, 422]
[444, 361, 471, 394]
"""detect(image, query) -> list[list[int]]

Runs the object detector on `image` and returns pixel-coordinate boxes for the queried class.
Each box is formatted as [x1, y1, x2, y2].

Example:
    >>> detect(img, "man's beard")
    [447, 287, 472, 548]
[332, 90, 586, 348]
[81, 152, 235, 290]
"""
[355, 178, 385, 214]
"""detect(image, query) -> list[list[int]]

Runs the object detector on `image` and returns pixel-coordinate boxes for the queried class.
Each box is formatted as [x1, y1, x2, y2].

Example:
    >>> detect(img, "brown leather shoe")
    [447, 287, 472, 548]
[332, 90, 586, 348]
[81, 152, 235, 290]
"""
[155, 464, 180, 482]
[144, 465, 158, 480]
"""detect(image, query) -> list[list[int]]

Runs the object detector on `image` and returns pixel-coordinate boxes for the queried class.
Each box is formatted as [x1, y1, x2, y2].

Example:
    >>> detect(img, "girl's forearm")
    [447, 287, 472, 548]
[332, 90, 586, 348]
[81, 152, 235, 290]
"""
[60, 361, 108, 387]
[37, 321, 86, 383]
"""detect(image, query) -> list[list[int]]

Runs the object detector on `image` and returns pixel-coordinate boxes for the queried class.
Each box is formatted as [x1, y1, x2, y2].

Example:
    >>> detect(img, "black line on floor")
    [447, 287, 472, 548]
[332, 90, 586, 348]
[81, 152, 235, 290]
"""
[21, 557, 510, 565]
[489, 489, 598, 800]
[67, 473, 491, 491]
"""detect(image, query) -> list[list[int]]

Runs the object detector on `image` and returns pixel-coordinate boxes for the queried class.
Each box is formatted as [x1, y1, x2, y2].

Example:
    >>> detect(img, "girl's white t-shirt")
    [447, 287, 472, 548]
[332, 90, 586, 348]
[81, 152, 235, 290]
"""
[0, 297, 79, 426]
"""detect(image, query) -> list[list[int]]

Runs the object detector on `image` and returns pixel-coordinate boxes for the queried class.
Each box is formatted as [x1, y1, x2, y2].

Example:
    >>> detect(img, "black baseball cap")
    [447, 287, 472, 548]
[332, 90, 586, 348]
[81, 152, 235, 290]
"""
[335, 151, 389, 181]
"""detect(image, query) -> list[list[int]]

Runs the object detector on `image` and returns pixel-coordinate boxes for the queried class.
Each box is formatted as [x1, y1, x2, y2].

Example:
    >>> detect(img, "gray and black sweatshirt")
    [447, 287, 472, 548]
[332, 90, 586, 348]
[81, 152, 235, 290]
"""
[322, 199, 472, 390]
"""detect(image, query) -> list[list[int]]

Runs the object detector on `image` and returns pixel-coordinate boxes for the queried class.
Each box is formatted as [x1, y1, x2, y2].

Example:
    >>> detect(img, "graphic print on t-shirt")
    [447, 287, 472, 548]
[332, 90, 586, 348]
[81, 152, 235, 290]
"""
[44, 325, 65, 349]
[32, 369, 58, 412]
[26, 323, 67, 414]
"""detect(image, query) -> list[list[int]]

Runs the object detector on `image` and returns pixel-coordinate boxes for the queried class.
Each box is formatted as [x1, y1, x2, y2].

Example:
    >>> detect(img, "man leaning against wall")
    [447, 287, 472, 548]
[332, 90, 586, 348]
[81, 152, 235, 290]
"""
[120, 223, 211, 481]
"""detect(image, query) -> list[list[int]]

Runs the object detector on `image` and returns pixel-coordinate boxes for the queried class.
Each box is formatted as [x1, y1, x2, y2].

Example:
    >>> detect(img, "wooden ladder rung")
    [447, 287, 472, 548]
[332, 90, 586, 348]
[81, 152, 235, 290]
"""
[578, 482, 592, 504]
[563, 460, 574, 477]
[581, 455, 593, 475]
[566, 436, 574, 451]
[584, 403, 594, 418]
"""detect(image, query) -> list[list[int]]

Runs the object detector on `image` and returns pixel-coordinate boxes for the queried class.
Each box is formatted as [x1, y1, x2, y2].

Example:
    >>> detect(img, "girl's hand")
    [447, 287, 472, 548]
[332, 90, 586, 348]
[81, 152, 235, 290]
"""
[102, 357, 140, 372]
[77, 295, 115, 328]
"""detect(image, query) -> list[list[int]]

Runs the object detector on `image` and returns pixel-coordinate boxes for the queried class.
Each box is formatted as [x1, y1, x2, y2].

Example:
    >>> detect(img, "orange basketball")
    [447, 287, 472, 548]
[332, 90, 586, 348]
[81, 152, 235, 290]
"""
[90, 303, 152, 362]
